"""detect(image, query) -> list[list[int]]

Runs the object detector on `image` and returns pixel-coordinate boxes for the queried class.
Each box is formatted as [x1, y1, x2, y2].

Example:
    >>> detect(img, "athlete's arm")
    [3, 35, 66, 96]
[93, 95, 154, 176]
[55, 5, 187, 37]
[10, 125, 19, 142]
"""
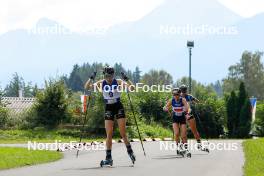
[182, 98, 190, 114]
[163, 100, 172, 112]
[189, 94, 199, 104]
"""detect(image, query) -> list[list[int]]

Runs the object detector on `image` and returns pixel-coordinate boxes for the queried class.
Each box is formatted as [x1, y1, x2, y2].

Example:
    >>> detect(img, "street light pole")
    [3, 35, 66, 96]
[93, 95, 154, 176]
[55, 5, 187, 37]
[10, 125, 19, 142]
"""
[189, 47, 192, 94]
[187, 41, 194, 94]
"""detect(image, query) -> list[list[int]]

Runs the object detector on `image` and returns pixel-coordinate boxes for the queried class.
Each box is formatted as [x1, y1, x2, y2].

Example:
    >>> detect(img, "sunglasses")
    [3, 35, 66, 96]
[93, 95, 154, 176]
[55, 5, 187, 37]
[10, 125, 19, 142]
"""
[173, 93, 180, 96]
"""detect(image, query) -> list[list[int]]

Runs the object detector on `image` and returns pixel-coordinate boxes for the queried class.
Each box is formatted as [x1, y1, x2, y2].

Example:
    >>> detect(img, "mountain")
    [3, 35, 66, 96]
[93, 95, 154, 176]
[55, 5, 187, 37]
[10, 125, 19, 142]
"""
[0, 0, 263, 87]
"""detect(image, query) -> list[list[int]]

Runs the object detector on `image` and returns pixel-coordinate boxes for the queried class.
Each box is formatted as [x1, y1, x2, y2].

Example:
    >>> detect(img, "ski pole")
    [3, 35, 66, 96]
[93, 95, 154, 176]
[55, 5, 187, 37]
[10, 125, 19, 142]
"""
[76, 72, 96, 158]
[127, 92, 146, 156]
[121, 72, 146, 156]
[165, 97, 174, 140]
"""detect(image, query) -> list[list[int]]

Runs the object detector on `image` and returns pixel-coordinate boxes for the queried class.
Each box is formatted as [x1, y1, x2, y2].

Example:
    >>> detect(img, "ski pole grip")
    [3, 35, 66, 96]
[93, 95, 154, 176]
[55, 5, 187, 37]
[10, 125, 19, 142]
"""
[90, 72, 97, 80]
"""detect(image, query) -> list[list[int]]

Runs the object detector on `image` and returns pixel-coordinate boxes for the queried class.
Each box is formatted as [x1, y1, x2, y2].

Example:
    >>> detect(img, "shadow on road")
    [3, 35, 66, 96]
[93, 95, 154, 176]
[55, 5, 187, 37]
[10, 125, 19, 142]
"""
[151, 154, 184, 160]
[64, 165, 134, 170]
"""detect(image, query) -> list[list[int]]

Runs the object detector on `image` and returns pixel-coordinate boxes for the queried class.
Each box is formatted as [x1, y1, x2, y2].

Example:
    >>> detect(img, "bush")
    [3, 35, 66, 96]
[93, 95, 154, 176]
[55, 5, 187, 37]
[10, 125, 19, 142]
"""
[193, 98, 226, 138]
[255, 103, 264, 136]
[0, 107, 8, 128]
[35, 79, 69, 128]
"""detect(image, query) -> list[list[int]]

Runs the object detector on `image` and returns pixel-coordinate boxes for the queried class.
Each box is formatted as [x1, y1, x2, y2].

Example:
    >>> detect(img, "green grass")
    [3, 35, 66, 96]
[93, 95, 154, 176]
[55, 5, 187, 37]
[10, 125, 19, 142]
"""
[0, 125, 173, 144]
[0, 129, 105, 144]
[0, 147, 63, 170]
[243, 138, 264, 176]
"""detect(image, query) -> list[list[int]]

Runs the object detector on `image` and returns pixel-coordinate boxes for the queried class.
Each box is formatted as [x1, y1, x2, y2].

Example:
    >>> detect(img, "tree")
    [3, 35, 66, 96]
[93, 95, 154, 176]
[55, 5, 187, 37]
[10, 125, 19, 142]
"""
[0, 87, 8, 128]
[255, 103, 264, 136]
[68, 64, 84, 92]
[226, 91, 238, 137]
[4, 73, 36, 97]
[237, 99, 252, 138]
[132, 66, 141, 83]
[223, 51, 264, 99]
[141, 69, 173, 85]
[211, 80, 223, 97]
[35, 79, 69, 128]
[4, 73, 25, 97]
[226, 82, 252, 138]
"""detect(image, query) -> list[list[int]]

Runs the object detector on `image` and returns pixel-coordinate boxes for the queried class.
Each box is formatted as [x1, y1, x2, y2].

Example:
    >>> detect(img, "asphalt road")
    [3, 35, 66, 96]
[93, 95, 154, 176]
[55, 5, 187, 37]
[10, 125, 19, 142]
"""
[0, 140, 244, 176]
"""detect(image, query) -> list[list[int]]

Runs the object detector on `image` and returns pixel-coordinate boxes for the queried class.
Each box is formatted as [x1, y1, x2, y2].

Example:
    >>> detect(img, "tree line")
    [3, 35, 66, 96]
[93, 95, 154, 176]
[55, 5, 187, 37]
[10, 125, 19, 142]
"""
[1, 51, 263, 138]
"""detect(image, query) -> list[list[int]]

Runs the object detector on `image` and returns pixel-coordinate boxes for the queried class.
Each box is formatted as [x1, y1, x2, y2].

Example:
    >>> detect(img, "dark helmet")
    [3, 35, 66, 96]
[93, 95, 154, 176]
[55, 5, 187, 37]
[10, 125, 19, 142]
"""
[172, 87, 181, 95]
[180, 84, 188, 93]
[103, 66, 115, 75]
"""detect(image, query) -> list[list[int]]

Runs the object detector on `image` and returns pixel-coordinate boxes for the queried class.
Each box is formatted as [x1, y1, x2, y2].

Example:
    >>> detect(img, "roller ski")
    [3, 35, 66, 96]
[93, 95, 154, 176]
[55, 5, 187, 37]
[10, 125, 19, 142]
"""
[197, 142, 210, 153]
[100, 159, 113, 167]
[127, 145, 136, 165]
[101, 150, 113, 167]
[178, 149, 192, 158]
[177, 144, 191, 158]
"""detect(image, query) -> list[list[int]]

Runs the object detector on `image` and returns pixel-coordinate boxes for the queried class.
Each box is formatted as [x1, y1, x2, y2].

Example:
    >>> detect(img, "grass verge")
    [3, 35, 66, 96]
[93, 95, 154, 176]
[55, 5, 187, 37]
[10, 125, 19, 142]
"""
[0, 147, 63, 170]
[243, 138, 264, 176]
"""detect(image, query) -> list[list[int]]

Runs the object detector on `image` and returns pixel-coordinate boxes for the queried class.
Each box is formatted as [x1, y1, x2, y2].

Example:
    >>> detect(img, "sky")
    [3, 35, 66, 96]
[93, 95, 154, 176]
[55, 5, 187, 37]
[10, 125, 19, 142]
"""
[1, 0, 264, 35]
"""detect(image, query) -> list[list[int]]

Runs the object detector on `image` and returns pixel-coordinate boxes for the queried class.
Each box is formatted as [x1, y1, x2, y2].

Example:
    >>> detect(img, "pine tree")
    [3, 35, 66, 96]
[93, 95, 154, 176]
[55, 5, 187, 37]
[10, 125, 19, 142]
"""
[68, 64, 83, 91]
[226, 91, 238, 137]
[237, 99, 252, 138]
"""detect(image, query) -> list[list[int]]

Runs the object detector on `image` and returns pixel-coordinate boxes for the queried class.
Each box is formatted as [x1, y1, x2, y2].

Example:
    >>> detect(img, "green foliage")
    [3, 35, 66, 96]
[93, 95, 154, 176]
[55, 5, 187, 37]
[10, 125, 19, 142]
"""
[85, 92, 105, 134]
[0, 91, 8, 128]
[237, 100, 252, 138]
[226, 82, 252, 138]
[137, 91, 170, 126]
[35, 79, 69, 128]
[223, 51, 264, 99]
[4, 73, 36, 97]
[68, 64, 84, 92]
[194, 98, 226, 138]
[255, 103, 264, 136]
[141, 69, 173, 85]
[226, 91, 238, 137]
[175, 77, 217, 100]
[0, 107, 8, 128]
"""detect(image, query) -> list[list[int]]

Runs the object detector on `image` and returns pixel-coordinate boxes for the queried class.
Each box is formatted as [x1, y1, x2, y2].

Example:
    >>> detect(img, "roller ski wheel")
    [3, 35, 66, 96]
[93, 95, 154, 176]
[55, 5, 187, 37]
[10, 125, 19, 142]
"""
[178, 150, 185, 157]
[128, 152, 136, 165]
[176, 149, 180, 155]
[100, 159, 113, 167]
[201, 148, 210, 153]
[186, 152, 192, 158]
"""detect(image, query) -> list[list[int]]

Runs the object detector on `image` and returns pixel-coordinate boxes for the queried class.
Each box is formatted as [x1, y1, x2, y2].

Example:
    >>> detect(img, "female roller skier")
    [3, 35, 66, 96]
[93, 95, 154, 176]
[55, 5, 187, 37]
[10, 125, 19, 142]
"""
[84, 66, 136, 166]
[180, 84, 209, 152]
[163, 88, 191, 157]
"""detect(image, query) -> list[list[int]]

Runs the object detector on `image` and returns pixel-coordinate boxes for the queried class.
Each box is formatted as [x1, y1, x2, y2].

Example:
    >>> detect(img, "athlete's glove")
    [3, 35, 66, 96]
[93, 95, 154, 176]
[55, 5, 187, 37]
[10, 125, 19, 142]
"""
[121, 72, 129, 81]
[90, 72, 97, 80]
[163, 106, 168, 112]
[185, 112, 191, 120]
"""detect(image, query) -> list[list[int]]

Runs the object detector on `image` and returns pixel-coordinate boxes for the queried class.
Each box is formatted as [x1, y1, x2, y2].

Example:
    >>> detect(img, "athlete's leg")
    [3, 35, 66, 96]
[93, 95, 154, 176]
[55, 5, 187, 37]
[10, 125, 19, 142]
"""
[180, 124, 187, 144]
[117, 118, 130, 146]
[105, 120, 114, 159]
[173, 123, 180, 143]
[188, 118, 201, 142]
